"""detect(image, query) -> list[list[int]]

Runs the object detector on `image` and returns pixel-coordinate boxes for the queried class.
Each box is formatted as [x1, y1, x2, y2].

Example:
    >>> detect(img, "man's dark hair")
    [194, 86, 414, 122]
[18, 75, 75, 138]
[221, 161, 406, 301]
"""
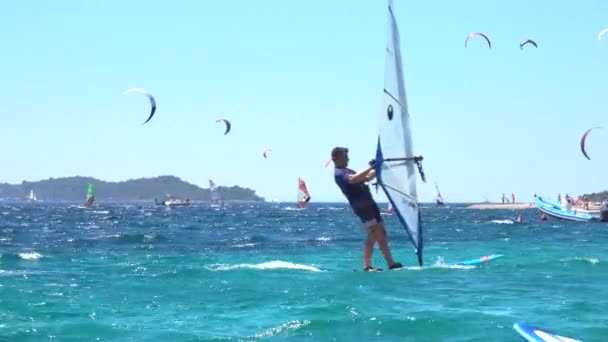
[331, 147, 348, 160]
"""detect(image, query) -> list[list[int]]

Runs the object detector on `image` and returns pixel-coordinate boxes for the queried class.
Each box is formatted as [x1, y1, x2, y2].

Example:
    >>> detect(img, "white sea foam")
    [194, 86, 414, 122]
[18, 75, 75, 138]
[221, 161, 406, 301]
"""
[491, 219, 514, 224]
[251, 320, 311, 338]
[560, 257, 599, 264]
[206, 260, 323, 272]
[19, 252, 42, 260]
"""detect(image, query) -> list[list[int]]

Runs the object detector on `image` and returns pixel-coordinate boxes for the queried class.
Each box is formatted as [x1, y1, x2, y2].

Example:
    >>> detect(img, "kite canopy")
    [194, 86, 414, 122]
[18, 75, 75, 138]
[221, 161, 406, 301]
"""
[599, 28, 608, 41]
[519, 39, 537, 50]
[581, 127, 602, 160]
[122, 88, 156, 125]
[465, 32, 492, 49]
[215, 119, 231, 135]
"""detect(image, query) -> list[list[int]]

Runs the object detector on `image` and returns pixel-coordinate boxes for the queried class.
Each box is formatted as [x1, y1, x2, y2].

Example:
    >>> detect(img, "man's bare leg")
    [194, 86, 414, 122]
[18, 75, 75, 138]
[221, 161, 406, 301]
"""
[364, 229, 375, 269]
[371, 222, 397, 267]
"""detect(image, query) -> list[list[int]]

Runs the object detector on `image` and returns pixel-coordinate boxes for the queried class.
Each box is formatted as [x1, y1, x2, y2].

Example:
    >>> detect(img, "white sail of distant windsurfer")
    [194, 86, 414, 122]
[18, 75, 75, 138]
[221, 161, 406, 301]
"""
[28, 189, 37, 201]
[209, 179, 223, 207]
[374, 0, 425, 266]
[435, 182, 444, 206]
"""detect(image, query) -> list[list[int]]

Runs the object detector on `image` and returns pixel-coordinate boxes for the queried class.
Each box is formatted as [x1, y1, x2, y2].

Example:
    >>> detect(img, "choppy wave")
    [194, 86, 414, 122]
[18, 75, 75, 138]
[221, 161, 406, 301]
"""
[250, 320, 311, 339]
[491, 219, 514, 224]
[19, 252, 43, 260]
[205, 260, 323, 272]
[1, 252, 43, 261]
[560, 257, 600, 264]
[0, 202, 607, 340]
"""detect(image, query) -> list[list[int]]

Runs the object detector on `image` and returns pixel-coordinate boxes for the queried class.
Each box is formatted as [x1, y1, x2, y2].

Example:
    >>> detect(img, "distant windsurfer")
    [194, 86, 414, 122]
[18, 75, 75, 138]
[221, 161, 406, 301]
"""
[331, 147, 403, 272]
[85, 197, 94, 208]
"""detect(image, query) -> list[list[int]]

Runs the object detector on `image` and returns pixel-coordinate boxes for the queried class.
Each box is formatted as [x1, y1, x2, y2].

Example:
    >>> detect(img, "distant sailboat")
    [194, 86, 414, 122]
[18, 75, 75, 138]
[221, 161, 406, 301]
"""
[387, 201, 394, 214]
[297, 178, 311, 208]
[27, 189, 37, 202]
[84, 183, 95, 208]
[209, 179, 224, 207]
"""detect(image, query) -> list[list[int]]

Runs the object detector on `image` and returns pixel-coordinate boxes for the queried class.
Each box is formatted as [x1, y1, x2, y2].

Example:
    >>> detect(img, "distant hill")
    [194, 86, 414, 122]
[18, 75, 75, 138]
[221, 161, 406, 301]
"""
[580, 190, 608, 202]
[0, 176, 264, 202]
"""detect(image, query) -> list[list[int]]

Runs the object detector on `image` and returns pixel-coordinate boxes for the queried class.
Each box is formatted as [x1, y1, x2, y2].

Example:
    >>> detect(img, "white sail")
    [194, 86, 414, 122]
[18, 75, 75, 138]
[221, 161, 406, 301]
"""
[375, 0, 424, 266]
[435, 182, 444, 204]
[209, 179, 223, 206]
[28, 190, 37, 201]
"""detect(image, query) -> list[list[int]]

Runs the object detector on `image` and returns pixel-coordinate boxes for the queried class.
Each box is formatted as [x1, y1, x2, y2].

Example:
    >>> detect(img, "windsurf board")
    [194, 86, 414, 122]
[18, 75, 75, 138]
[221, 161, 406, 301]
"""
[448, 254, 503, 266]
[513, 322, 582, 342]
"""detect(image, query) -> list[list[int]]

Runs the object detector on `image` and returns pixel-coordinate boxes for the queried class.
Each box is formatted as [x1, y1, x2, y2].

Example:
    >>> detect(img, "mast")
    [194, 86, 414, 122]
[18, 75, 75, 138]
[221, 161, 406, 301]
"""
[374, 0, 425, 266]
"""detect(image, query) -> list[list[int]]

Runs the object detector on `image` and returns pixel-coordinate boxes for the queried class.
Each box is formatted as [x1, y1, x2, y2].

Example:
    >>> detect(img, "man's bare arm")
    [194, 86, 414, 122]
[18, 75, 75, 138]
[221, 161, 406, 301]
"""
[348, 167, 376, 184]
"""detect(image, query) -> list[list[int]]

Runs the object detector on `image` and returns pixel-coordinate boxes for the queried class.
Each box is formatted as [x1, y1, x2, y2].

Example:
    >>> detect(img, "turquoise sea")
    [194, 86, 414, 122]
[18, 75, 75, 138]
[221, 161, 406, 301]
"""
[0, 202, 606, 341]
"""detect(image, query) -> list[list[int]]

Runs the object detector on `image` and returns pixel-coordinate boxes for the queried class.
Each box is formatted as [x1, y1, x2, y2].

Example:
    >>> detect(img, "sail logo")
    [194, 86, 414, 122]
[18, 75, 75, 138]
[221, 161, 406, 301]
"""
[387, 105, 394, 120]
[399, 197, 418, 209]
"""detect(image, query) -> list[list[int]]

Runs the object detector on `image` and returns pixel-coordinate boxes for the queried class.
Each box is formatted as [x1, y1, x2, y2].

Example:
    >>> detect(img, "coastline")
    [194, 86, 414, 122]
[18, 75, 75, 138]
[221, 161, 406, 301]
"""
[466, 203, 535, 210]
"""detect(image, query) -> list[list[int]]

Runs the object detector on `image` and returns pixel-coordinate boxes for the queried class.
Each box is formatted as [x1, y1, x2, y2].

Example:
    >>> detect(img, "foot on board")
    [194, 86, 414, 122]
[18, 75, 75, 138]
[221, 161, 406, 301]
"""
[389, 262, 403, 270]
[363, 266, 384, 272]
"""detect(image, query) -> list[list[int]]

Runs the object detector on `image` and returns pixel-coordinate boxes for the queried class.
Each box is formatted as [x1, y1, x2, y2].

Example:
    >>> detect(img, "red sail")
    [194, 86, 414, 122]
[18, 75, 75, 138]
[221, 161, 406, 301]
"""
[297, 178, 311, 208]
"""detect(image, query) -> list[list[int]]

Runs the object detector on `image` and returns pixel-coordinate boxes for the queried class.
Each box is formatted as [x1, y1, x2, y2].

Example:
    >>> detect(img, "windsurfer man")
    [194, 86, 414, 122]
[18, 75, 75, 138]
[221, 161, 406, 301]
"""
[331, 147, 403, 272]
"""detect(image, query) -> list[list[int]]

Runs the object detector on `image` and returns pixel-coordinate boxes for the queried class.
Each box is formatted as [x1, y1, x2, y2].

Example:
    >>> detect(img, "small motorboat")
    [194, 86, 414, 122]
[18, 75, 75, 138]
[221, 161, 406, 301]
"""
[155, 195, 191, 207]
[534, 195, 596, 222]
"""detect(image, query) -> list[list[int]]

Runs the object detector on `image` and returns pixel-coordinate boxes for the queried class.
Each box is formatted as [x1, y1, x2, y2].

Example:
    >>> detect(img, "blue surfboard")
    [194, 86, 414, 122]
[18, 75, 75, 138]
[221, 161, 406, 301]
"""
[353, 254, 503, 272]
[513, 322, 582, 342]
[448, 254, 503, 266]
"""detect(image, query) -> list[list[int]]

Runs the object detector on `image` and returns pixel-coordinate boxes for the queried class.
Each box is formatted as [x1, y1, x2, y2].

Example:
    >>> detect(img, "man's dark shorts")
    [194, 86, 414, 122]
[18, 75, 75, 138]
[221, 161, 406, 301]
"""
[353, 203, 383, 228]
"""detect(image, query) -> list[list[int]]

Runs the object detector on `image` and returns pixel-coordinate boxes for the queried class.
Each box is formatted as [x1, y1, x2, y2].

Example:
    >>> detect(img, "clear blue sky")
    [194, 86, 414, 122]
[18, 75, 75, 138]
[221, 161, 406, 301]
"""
[1, 0, 608, 203]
